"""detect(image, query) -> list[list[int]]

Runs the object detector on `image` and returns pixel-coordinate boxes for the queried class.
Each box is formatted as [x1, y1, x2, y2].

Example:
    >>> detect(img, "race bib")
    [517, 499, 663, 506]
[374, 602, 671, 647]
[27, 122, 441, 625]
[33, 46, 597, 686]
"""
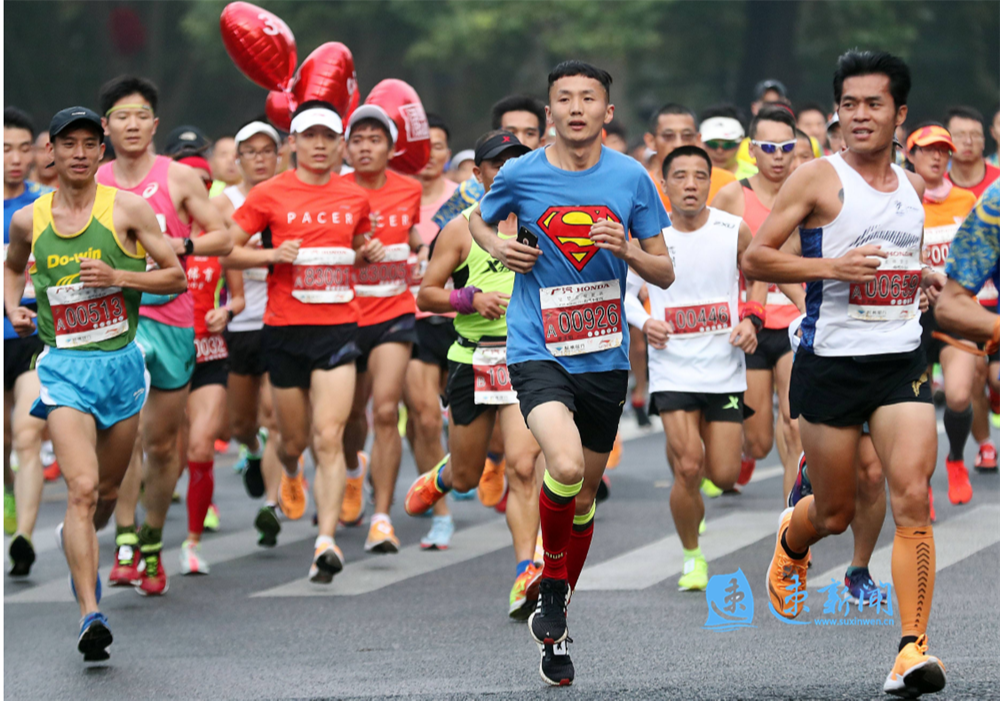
[540, 280, 622, 356]
[406, 252, 425, 298]
[355, 243, 411, 298]
[848, 249, 920, 322]
[291, 247, 356, 304]
[472, 344, 517, 405]
[195, 333, 228, 363]
[662, 299, 732, 336]
[47, 283, 128, 348]
[740, 282, 794, 308]
[922, 224, 959, 274]
[978, 278, 998, 304]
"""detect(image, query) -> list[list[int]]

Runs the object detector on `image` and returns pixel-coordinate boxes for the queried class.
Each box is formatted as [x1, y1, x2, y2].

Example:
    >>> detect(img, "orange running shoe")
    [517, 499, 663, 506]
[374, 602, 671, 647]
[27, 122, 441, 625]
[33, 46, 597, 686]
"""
[340, 452, 368, 526]
[606, 433, 622, 470]
[365, 519, 400, 554]
[405, 459, 447, 516]
[478, 456, 507, 508]
[509, 562, 543, 620]
[280, 470, 308, 521]
[883, 634, 946, 698]
[944, 458, 973, 504]
[214, 439, 230, 453]
[765, 507, 809, 619]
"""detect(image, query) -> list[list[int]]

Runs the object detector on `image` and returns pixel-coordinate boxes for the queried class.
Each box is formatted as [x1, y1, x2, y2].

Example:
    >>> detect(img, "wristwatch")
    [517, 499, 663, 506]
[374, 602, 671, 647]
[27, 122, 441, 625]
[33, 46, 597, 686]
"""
[182, 238, 195, 256]
[226, 308, 234, 322]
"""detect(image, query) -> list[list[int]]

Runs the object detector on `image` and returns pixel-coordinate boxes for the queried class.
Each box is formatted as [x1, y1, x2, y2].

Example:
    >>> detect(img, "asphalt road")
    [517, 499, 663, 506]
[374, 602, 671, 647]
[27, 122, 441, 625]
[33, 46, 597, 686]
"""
[4, 409, 999, 700]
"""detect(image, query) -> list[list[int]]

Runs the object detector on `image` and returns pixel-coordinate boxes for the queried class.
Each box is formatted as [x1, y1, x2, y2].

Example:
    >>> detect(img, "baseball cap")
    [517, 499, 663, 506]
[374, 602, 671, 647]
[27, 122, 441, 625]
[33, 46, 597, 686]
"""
[754, 79, 787, 101]
[165, 125, 210, 156]
[907, 125, 955, 152]
[449, 149, 475, 171]
[48, 106, 104, 143]
[346, 105, 398, 144]
[474, 131, 530, 166]
[289, 106, 343, 136]
[699, 117, 745, 143]
[234, 120, 281, 149]
[826, 113, 840, 130]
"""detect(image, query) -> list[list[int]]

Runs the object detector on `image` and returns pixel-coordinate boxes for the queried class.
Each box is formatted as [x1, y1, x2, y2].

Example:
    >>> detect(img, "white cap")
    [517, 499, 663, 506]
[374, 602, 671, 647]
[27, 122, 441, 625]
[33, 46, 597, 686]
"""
[827, 112, 840, 130]
[699, 117, 744, 142]
[290, 107, 343, 136]
[449, 149, 475, 171]
[346, 105, 398, 144]
[234, 121, 281, 148]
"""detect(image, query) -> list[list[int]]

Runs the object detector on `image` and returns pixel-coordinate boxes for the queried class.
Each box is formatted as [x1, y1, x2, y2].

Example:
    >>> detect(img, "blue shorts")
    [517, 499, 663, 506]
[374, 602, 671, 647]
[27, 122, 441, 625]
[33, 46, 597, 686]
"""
[136, 317, 196, 391]
[31, 342, 149, 430]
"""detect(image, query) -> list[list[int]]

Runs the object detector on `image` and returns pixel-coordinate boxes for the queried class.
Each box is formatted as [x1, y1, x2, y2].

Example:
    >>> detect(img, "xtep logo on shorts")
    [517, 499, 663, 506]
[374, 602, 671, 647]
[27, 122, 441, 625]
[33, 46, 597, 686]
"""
[537, 206, 621, 271]
[724, 396, 740, 410]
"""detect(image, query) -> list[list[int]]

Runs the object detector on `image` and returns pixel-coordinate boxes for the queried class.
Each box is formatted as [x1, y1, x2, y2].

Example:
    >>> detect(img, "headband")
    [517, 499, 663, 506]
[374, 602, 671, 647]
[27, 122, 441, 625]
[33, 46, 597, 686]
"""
[105, 104, 154, 117]
[178, 155, 212, 178]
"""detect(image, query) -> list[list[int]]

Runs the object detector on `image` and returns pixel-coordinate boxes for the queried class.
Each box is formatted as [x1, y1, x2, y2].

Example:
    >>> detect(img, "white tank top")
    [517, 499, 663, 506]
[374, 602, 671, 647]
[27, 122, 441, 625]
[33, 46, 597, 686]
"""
[799, 153, 924, 357]
[224, 185, 268, 332]
[640, 208, 746, 394]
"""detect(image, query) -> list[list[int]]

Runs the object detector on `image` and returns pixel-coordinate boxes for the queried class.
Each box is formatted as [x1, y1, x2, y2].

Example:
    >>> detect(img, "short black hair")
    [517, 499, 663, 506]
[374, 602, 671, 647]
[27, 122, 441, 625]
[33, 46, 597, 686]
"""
[698, 103, 745, 128]
[4, 107, 35, 139]
[833, 50, 911, 110]
[99, 75, 159, 116]
[662, 145, 712, 180]
[649, 103, 696, 134]
[605, 120, 627, 140]
[238, 114, 272, 132]
[794, 128, 811, 141]
[796, 102, 827, 120]
[547, 61, 612, 101]
[426, 112, 450, 143]
[292, 100, 338, 120]
[749, 104, 797, 140]
[349, 116, 393, 142]
[490, 95, 546, 133]
[946, 106, 985, 128]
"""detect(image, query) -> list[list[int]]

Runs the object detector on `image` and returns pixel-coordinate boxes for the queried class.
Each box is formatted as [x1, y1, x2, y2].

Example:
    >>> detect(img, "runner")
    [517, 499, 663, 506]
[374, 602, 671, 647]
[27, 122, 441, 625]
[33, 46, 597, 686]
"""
[209, 135, 241, 196]
[698, 107, 747, 178]
[470, 60, 674, 686]
[908, 123, 978, 506]
[96, 75, 231, 596]
[225, 100, 377, 583]
[713, 105, 804, 496]
[404, 129, 544, 617]
[744, 50, 946, 698]
[3, 106, 186, 660]
[796, 103, 830, 152]
[31, 131, 58, 190]
[793, 128, 818, 170]
[215, 119, 283, 545]
[827, 113, 846, 153]
[4, 107, 50, 576]
[944, 107, 1000, 199]
[624, 145, 760, 591]
[342, 105, 425, 553]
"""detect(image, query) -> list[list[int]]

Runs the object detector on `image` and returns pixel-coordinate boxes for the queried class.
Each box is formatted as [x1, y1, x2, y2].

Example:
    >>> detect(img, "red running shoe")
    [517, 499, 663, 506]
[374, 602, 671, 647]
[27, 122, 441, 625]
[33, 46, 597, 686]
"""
[733, 456, 756, 492]
[945, 459, 973, 504]
[975, 441, 998, 472]
[135, 551, 168, 596]
[43, 460, 61, 482]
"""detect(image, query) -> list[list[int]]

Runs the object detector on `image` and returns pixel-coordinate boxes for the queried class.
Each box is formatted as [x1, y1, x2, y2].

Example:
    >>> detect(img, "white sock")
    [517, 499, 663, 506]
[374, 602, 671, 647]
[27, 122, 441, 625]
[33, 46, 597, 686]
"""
[372, 512, 390, 526]
[315, 535, 334, 550]
[345, 465, 363, 479]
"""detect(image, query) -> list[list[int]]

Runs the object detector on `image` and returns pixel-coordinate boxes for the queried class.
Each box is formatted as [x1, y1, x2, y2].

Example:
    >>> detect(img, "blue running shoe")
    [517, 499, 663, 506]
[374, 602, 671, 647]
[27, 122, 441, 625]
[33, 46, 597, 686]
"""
[844, 567, 888, 606]
[420, 515, 455, 550]
[78, 612, 112, 661]
[787, 453, 813, 508]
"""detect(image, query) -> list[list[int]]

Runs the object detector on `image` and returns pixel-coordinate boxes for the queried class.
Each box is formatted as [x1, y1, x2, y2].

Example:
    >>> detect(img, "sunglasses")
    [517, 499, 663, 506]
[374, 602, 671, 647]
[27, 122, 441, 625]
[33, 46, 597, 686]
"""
[704, 140, 740, 150]
[751, 139, 796, 154]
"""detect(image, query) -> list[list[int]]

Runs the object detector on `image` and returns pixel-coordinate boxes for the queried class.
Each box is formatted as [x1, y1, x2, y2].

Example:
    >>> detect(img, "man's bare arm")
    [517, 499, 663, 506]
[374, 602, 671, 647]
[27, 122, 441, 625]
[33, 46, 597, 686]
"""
[173, 162, 232, 256]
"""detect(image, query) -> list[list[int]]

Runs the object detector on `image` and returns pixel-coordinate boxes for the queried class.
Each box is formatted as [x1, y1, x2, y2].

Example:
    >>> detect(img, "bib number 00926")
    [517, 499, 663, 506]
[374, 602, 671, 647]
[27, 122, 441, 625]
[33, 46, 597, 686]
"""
[540, 280, 622, 356]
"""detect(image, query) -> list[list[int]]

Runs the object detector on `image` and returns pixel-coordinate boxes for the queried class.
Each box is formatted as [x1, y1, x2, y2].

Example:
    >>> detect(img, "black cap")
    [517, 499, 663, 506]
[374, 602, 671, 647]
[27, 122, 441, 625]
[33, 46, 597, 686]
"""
[164, 125, 210, 157]
[753, 79, 787, 101]
[48, 106, 104, 143]
[474, 131, 531, 166]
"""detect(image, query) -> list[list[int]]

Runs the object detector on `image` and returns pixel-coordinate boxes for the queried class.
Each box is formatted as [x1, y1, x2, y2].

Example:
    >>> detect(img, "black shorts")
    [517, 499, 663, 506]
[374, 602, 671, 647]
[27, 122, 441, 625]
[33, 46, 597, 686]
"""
[508, 360, 628, 454]
[412, 317, 457, 370]
[446, 360, 501, 427]
[648, 390, 752, 423]
[225, 329, 266, 377]
[4, 334, 44, 391]
[191, 359, 228, 391]
[356, 313, 417, 373]
[262, 324, 360, 389]
[746, 327, 792, 371]
[789, 348, 931, 427]
[919, 307, 977, 365]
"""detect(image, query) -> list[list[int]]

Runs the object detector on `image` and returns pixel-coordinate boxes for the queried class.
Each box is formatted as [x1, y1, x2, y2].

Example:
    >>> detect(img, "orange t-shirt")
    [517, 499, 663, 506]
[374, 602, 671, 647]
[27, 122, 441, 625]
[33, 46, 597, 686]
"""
[233, 169, 371, 327]
[652, 167, 736, 213]
[922, 186, 978, 272]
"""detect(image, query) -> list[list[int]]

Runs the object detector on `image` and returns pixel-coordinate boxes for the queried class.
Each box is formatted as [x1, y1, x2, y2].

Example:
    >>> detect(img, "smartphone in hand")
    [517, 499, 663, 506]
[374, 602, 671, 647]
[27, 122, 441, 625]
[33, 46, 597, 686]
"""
[516, 226, 539, 248]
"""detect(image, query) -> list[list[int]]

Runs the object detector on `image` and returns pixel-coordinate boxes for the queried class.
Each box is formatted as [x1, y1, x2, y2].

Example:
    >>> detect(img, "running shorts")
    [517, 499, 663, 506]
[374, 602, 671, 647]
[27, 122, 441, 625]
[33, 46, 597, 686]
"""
[412, 317, 457, 370]
[508, 360, 627, 454]
[31, 342, 148, 430]
[649, 390, 752, 423]
[262, 323, 360, 389]
[356, 313, 417, 373]
[136, 317, 195, 391]
[191, 359, 228, 391]
[225, 329, 266, 377]
[789, 348, 931, 427]
[746, 327, 792, 371]
[4, 334, 44, 391]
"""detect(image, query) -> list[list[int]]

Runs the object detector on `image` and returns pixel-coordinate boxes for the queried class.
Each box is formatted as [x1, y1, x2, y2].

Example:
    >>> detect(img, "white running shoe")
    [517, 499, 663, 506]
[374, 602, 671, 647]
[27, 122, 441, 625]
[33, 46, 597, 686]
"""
[179, 540, 209, 575]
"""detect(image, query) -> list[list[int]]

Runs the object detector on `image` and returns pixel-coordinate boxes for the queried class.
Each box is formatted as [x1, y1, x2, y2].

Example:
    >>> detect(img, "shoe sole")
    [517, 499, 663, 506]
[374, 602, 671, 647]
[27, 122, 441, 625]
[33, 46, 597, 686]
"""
[78, 622, 113, 661]
[108, 573, 141, 587]
[243, 459, 265, 498]
[8, 537, 35, 577]
[134, 578, 169, 596]
[974, 465, 998, 472]
[254, 510, 282, 548]
[365, 540, 399, 554]
[884, 660, 946, 698]
[420, 542, 449, 550]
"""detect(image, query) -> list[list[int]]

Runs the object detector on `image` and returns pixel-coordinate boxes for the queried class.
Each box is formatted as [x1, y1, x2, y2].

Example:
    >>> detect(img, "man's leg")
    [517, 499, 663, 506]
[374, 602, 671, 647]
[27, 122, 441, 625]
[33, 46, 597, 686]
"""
[184, 384, 228, 550]
[661, 410, 706, 551]
[139, 386, 190, 529]
[499, 404, 541, 565]
[939, 344, 976, 503]
[309, 364, 356, 540]
[4, 389, 15, 537]
[403, 358, 450, 518]
[850, 435, 886, 569]
[228, 372, 262, 449]
[270, 382, 312, 527]
[343, 369, 371, 475]
[773, 352, 802, 496]
[12, 371, 46, 539]
[628, 326, 649, 423]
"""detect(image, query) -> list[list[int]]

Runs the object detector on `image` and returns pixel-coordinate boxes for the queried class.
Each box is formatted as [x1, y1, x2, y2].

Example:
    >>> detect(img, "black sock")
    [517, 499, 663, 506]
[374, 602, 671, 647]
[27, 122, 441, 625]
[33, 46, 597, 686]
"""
[943, 405, 973, 461]
[781, 530, 808, 560]
[899, 635, 918, 652]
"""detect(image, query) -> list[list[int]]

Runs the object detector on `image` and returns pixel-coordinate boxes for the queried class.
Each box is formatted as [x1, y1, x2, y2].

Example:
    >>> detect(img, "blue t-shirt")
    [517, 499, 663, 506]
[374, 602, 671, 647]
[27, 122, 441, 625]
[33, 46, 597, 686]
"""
[479, 147, 670, 373]
[4, 181, 53, 339]
[946, 179, 1000, 299]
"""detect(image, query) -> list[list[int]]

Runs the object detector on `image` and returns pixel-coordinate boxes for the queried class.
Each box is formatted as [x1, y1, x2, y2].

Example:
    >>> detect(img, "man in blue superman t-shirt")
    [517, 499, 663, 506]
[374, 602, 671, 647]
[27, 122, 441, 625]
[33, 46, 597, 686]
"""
[470, 60, 674, 687]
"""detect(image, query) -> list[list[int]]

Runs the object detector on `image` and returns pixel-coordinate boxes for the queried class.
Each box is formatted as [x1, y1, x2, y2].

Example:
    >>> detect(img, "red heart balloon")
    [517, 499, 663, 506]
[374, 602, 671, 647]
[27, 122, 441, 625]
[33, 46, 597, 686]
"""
[265, 91, 297, 132]
[346, 85, 360, 122]
[365, 79, 430, 175]
[292, 42, 358, 119]
[220, 2, 297, 91]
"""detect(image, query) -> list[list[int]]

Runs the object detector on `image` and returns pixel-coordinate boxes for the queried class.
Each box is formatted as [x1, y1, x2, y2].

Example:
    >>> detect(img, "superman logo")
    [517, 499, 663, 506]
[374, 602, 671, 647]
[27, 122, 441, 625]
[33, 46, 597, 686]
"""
[537, 206, 620, 271]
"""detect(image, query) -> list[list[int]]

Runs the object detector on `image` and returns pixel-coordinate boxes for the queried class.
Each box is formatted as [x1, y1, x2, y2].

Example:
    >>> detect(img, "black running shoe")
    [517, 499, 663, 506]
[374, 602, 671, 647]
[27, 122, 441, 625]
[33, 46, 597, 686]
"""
[8, 534, 35, 577]
[539, 638, 574, 686]
[595, 475, 610, 503]
[243, 457, 265, 498]
[78, 612, 112, 662]
[529, 577, 570, 644]
[254, 505, 281, 547]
